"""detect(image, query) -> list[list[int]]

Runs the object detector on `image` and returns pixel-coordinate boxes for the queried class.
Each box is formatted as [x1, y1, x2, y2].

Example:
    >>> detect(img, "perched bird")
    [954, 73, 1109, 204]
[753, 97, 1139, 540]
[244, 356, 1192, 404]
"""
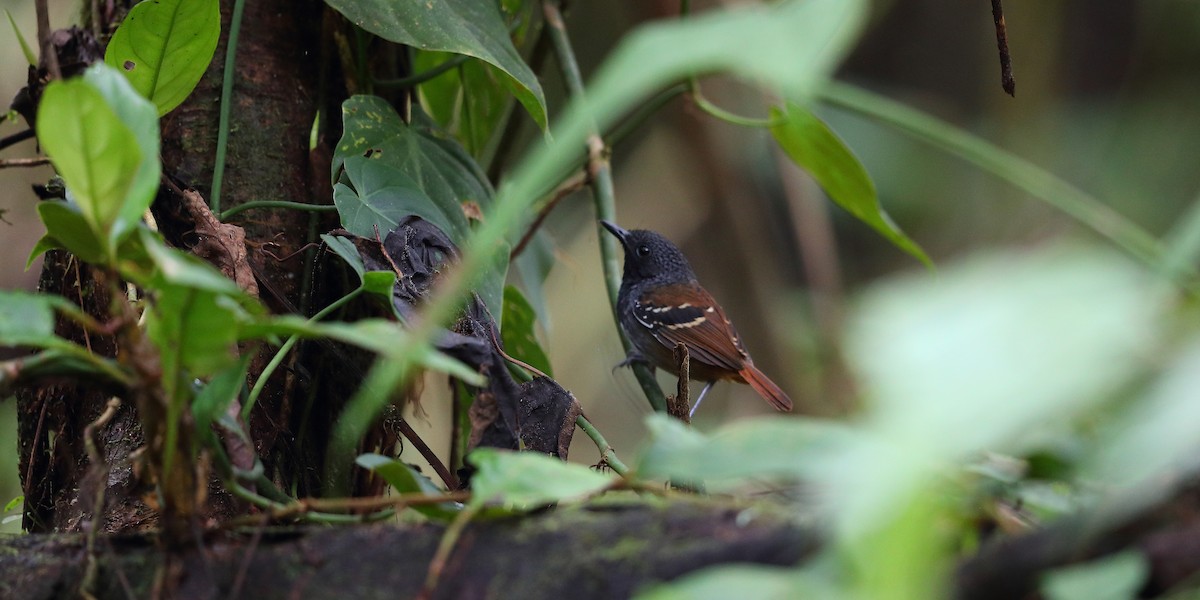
[601, 221, 793, 416]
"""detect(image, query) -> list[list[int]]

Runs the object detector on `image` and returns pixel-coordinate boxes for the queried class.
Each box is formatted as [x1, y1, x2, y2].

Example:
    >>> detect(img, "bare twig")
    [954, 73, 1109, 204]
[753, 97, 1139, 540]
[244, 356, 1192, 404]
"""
[991, 0, 1016, 96]
[394, 417, 459, 490]
[510, 170, 587, 259]
[0, 129, 36, 151]
[35, 0, 61, 80]
[0, 157, 51, 169]
[666, 343, 691, 423]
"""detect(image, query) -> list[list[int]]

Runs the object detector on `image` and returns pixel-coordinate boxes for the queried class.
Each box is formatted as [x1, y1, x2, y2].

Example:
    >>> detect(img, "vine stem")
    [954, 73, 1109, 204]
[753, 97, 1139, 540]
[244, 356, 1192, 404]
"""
[210, 0, 248, 212]
[543, 0, 666, 412]
[574, 414, 630, 476]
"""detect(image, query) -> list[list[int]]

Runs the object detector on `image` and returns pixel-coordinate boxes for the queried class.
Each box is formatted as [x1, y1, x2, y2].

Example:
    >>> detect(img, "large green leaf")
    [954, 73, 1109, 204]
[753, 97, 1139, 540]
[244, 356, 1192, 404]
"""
[333, 96, 507, 316]
[324, 0, 546, 129]
[37, 78, 142, 252]
[771, 103, 930, 267]
[1042, 552, 1148, 600]
[468, 448, 615, 511]
[636, 565, 831, 600]
[35, 64, 160, 255]
[333, 156, 467, 241]
[103, 0, 221, 116]
[414, 51, 512, 159]
[499, 285, 552, 376]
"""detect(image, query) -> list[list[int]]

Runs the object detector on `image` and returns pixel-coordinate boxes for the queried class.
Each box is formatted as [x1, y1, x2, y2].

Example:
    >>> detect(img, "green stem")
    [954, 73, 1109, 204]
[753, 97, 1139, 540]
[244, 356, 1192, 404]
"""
[209, 0, 247, 212]
[374, 54, 471, 88]
[575, 414, 630, 476]
[689, 84, 786, 128]
[544, 0, 666, 412]
[219, 200, 338, 221]
[242, 286, 365, 420]
[819, 82, 1179, 282]
[1163, 188, 1200, 283]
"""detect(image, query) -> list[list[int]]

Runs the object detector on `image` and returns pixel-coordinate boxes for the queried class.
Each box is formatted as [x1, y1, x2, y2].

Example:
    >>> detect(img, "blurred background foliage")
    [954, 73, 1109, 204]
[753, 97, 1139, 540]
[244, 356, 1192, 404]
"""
[2, 0, 1199, 562]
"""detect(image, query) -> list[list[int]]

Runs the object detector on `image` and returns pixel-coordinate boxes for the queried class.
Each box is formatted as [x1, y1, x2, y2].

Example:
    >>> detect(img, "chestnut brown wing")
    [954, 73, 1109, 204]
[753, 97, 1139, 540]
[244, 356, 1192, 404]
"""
[633, 283, 749, 373]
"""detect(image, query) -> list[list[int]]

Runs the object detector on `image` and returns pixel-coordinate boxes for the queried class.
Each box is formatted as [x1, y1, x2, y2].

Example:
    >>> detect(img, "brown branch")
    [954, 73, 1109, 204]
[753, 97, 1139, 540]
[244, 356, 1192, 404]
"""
[667, 343, 691, 423]
[395, 417, 459, 490]
[991, 0, 1016, 97]
[0, 157, 51, 169]
[510, 170, 588, 259]
[35, 0, 61, 80]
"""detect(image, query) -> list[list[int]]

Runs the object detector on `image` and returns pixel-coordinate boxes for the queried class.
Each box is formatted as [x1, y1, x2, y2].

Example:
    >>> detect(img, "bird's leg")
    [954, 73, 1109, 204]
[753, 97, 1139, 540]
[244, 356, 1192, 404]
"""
[612, 349, 652, 373]
[689, 381, 715, 418]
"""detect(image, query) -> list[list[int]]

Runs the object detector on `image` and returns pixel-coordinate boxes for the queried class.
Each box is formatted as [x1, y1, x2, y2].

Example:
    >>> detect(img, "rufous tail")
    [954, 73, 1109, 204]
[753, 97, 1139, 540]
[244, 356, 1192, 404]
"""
[739, 364, 793, 412]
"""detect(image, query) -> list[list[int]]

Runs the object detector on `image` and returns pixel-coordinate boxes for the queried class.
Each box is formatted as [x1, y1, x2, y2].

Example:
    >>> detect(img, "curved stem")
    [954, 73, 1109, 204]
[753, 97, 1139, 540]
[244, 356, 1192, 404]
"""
[219, 200, 337, 221]
[689, 84, 786, 128]
[374, 54, 471, 88]
[575, 414, 630, 476]
[242, 286, 365, 420]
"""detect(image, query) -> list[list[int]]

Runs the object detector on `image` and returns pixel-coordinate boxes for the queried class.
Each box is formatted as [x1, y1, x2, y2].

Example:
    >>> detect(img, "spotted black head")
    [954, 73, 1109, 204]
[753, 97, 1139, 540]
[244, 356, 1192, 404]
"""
[601, 221, 697, 284]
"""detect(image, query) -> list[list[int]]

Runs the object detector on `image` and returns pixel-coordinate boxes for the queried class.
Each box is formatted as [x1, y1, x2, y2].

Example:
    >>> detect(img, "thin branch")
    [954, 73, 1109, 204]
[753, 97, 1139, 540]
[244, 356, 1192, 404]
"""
[374, 54, 471, 88]
[210, 0, 248, 212]
[219, 200, 337, 221]
[394, 417, 459, 490]
[991, 0, 1016, 97]
[510, 170, 587, 259]
[35, 0, 61, 80]
[0, 129, 36, 152]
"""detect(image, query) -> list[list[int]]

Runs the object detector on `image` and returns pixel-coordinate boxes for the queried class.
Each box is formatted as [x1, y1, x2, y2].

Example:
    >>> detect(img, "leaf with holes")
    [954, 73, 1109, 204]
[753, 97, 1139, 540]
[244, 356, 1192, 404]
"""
[104, 0, 221, 116]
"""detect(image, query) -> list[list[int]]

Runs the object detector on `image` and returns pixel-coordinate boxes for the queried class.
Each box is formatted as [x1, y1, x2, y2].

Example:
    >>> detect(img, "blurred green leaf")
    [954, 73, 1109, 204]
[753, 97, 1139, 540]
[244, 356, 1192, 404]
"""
[636, 565, 826, 600]
[1042, 551, 1147, 600]
[103, 0, 220, 116]
[81, 65, 161, 245]
[839, 245, 1162, 532]
[192, 356, 250, 439]
[468, 448, 615, 511]
[5, 10, 36, 66]
[3, 495, 22, 513]
[0, 291, 64, 349]
[770, 103, 930, 267]
[334, 156, 467, 241]
[500, 285, 552, 376]
[361, 270, 397, 296]
[324, 0, 547, 129]
[356, 453, 462, 521]
[637, 414, 856, 485]
[30, 201, 105, 266]
[1087, 341, 1200, 487]
[514, 230, 555, 328]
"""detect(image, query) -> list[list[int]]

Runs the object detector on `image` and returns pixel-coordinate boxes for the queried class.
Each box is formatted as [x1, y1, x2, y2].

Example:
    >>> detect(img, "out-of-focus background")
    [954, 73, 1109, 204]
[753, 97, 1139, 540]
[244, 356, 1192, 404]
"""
[3, 0, 1199, 530]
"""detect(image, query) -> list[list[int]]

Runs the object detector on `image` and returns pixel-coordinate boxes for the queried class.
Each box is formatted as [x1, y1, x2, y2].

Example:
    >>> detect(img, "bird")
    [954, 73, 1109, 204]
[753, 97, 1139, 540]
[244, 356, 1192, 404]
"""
[601, 220, 793, 416]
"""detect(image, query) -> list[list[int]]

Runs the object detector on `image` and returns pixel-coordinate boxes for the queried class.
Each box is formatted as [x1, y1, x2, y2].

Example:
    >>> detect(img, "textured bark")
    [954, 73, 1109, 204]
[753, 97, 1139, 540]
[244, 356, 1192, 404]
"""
[0, 502, 816, 600]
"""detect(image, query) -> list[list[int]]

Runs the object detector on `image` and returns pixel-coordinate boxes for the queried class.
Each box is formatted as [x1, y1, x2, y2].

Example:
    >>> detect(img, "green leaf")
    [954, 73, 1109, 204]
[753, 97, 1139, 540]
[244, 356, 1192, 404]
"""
[82, 65, 162, 243]
[500, 286, 552, 376]
[3, 495, 22, 513]
[321, 234, 366, 278]
[37, 78, 142, 252]
[636, 414, 857, 485]
[324, 0, 547, 130]
[513, 230, 555, 328]
[1042, 552, 1147, 600]
[333, 96, 507, 317]
[355, 453, 462, 521]
[192, 356, 251, 436]
[334, 156, 467, 241]
[467, 448, 615, 511]
[140, 229, 248, 296]
[5, 10, 36, 66]
[414, 51, 512, 158]
[770, 103, 930, 267]
[31, 201, 106, 265]
[636, 565, 832, 600]
[0, 291, 64, 348]
[103, 0, 221, 116]
[361, 270, 397, 296]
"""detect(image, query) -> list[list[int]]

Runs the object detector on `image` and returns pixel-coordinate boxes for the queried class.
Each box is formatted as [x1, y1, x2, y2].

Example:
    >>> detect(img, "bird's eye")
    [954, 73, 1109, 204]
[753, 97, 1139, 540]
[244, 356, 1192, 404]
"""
[636, 245, 650, 257]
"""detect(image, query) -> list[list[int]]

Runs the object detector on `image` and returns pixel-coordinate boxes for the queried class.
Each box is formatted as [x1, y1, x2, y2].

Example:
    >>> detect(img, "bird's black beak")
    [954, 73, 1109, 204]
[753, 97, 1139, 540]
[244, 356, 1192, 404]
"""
[600, 220, 630, 246]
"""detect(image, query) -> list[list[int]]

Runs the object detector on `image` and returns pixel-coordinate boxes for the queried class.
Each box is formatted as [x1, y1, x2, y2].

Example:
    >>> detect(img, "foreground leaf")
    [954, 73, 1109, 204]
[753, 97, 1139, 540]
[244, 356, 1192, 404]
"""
[356, 454, 462, 521]
[468, 448, 615, 511]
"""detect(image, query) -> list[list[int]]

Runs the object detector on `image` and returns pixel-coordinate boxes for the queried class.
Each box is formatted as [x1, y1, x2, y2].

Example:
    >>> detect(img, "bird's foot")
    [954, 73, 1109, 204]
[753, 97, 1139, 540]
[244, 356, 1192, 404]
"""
[612, 350, 651, 373]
